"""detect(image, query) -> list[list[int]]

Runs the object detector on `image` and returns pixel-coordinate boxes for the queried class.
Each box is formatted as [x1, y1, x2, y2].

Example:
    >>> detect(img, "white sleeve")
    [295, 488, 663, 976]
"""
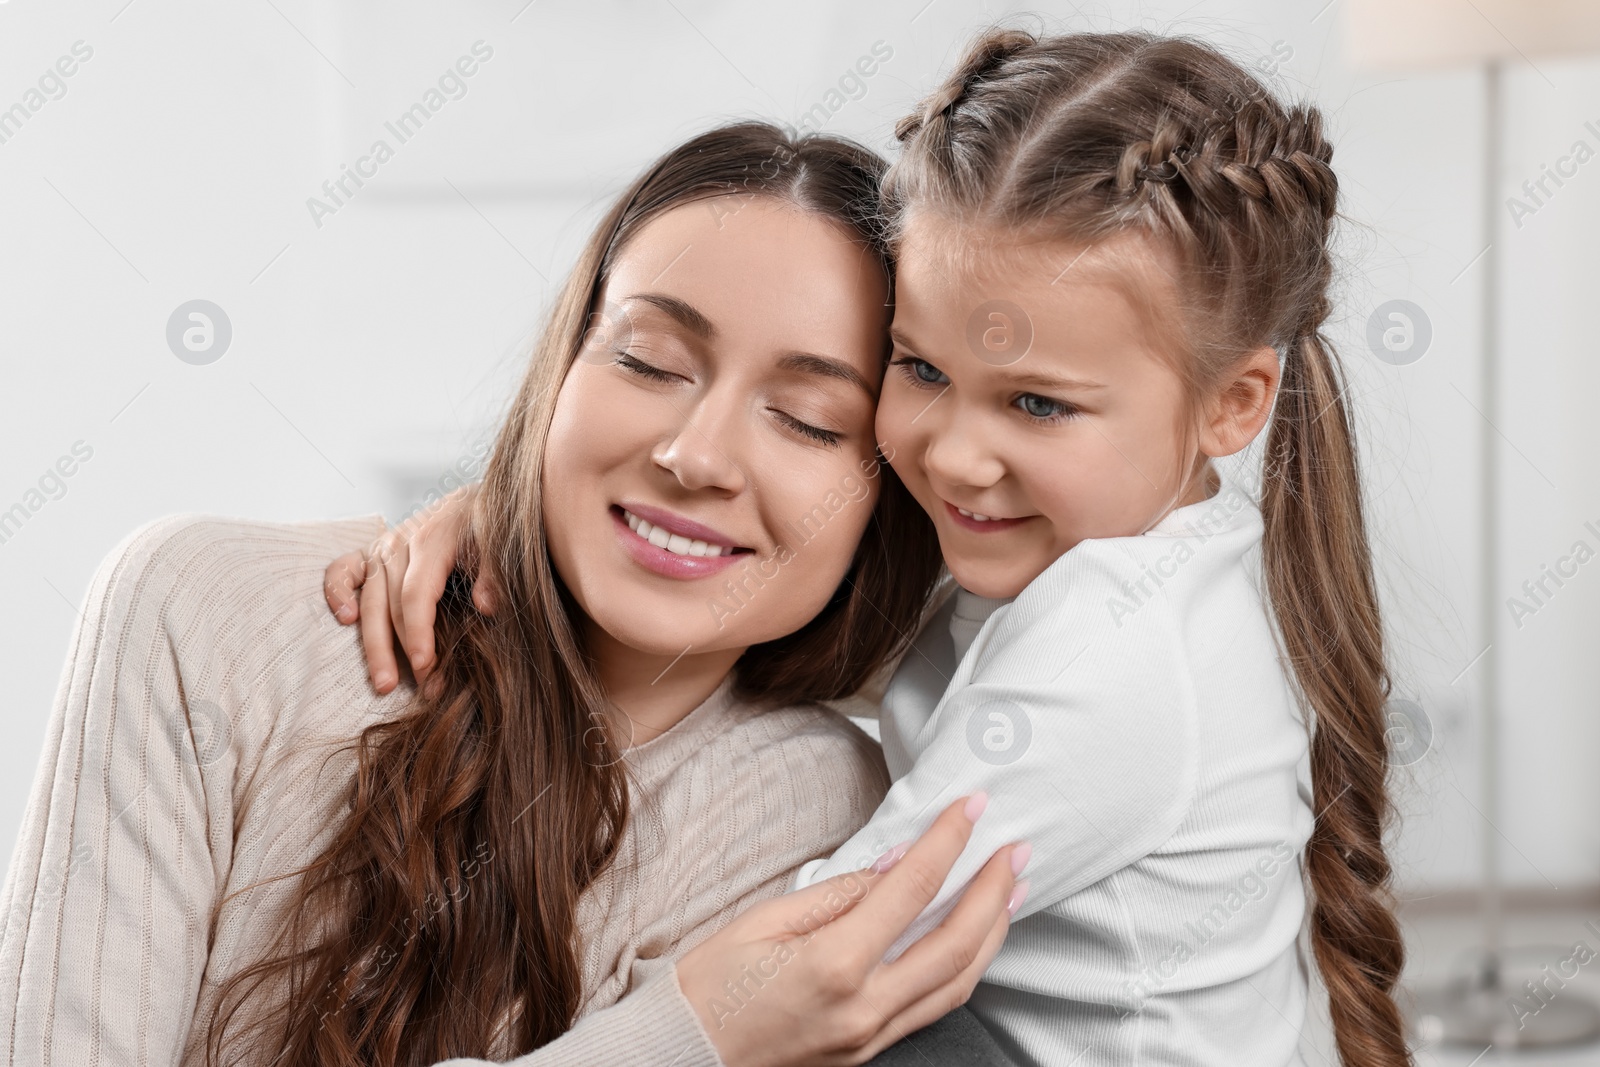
[792, 543, 1199, 960]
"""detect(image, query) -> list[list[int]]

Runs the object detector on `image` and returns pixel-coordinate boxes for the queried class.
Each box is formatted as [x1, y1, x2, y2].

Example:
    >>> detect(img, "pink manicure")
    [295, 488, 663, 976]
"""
[1007, 879, 1031, 917]
[1010, 841, 1032, 876]
[872, 841, 910, 873]
[963, 791, 989, 823]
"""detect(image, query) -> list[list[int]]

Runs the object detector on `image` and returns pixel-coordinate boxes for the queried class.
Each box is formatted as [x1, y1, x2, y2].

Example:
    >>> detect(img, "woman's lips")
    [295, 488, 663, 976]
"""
[943, 501, 1032, 533]
[611, 506, 751, 580]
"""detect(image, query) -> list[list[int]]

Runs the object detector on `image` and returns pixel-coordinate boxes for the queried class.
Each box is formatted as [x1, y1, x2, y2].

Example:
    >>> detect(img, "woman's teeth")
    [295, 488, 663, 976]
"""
[623, 509, 736, 557]
[957, 507, 1000, 522]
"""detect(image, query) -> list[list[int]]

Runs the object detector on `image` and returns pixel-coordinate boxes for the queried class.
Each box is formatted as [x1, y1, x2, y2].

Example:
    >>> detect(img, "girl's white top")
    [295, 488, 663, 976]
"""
[795, 483, 1315, 1067]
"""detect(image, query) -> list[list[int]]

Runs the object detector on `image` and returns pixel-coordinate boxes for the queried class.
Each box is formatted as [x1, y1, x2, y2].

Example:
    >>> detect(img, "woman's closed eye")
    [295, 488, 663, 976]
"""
[770, 409, 842, 447]
[613, 351, 683, 383]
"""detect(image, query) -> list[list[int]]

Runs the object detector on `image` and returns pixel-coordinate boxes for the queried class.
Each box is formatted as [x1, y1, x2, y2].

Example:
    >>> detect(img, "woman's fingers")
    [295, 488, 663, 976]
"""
[840, 794, 987, 964]
[860, 844, 1020, 1041]
[852, 909, 1013, 1064]
[324, 551, 366, 623]
[732, 864, 880, 943]
[359, 547, 402, 693]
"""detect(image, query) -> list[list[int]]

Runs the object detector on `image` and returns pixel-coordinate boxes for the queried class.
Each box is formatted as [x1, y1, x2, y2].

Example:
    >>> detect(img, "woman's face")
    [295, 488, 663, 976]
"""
[542, 195, 891, 662]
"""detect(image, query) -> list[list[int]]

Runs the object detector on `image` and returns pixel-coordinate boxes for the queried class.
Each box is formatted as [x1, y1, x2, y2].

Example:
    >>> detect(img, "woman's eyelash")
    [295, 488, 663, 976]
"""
[613, 353, 839, 446]
[613, 352, 675, 381]
[772, 410, 841, 447]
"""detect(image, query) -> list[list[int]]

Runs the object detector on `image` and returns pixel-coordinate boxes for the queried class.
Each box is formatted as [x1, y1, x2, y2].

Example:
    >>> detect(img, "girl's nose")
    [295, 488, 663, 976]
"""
[920, 413, 1006, 491]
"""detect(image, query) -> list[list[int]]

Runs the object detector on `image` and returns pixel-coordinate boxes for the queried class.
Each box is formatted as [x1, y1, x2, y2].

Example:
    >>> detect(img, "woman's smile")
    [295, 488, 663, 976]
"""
[611, 503, 753, 579]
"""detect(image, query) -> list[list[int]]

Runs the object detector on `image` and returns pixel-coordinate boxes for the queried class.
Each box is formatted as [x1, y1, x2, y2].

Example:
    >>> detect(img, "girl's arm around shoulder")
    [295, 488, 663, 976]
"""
[795, 538, 1201, 956]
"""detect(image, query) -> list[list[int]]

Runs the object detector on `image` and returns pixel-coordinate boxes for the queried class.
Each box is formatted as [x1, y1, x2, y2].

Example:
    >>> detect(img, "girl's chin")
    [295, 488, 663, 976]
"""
[943, 558, 1035, 600]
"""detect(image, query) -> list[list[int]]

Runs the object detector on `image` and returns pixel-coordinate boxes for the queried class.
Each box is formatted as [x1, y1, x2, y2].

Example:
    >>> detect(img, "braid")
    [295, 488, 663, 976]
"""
[891, 27, 1411, 1067]
[893, 28, 1033, 144]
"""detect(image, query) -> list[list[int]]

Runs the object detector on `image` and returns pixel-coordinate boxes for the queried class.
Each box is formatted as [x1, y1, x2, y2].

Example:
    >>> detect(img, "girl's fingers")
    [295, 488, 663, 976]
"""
[382, 536, 410, 666]
[360, 550, 401, 693]
[471, 571, 499, 616]
[398, 521, 465, 678]
[324, 551, 366, 623]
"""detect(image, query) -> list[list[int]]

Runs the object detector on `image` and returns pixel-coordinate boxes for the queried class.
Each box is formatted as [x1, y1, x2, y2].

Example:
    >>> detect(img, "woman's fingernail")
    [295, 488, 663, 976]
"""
[963, 791, 989, 823]
[1007, 879, 1030, 917]
[335, 604, 355, 622]
[1010, 841, 1032, 876]
[872, 841, 911, 873]
[374, 671, 394, 690]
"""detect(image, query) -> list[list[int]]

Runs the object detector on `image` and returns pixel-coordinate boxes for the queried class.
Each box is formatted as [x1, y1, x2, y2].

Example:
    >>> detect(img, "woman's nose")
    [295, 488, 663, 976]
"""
[650, 401, 748, 494]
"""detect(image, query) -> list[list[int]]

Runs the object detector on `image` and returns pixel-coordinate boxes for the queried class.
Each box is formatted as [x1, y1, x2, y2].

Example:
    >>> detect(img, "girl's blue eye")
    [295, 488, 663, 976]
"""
[1017, 394, 1075, 421]
[890, 356, 948, 386]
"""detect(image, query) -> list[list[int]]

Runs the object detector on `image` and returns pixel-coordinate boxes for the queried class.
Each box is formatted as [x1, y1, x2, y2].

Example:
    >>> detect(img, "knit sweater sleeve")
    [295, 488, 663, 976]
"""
[794, 538, 1200, 960]
[0, 512, 391, 1067]
[433, 965, 723, 1067]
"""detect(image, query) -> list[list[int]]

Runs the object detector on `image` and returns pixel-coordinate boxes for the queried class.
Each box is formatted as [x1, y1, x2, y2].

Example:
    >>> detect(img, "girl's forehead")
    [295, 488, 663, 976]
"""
[897, 211, 1176, 290]
[896, 216, 1184, 330]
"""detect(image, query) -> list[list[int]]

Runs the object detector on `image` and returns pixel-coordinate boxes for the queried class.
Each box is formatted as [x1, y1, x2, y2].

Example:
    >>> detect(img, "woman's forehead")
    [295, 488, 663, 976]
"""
[601, 196, 890, 363]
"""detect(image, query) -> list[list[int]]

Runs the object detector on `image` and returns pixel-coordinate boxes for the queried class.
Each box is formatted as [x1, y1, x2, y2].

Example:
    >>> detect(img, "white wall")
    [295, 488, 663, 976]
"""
[3, 0, 1596, 895]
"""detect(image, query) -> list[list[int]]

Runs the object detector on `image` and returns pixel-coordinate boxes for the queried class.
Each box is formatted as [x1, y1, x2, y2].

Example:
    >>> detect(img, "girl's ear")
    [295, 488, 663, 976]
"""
[1199, 345, 1280, 458]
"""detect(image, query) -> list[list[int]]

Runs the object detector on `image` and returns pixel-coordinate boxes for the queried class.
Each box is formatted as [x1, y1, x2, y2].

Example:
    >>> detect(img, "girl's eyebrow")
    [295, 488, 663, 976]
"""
[891, 326, 1104, 392]
[623, 292, 716, 339]
[1004, 368, 1107, 392]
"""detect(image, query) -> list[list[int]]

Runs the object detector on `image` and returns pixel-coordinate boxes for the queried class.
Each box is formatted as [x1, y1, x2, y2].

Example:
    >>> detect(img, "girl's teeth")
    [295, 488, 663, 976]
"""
[957, 507, 995, 522]
[622, 510, 732, 558]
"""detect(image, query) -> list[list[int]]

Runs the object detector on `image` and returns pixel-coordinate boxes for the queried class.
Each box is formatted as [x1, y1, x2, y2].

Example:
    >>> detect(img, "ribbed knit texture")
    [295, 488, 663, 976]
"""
[0, 514, 891, 1067]
[797, 484, 1315, 1067]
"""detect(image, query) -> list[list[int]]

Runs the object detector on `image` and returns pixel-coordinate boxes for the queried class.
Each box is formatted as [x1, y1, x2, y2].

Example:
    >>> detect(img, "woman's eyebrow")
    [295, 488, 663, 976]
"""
[623, 292, 716, 339]
[777, 352, 874, 398]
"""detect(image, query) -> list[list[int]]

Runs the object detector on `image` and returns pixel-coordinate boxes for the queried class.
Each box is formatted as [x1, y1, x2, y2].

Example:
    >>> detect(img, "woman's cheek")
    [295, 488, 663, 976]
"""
[729, 481, 877, 645]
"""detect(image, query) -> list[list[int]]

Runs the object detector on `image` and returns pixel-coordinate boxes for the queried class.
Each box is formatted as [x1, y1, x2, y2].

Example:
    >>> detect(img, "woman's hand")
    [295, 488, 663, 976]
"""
[323, 484, 492, 695]
[676, 795, 1027, 1067]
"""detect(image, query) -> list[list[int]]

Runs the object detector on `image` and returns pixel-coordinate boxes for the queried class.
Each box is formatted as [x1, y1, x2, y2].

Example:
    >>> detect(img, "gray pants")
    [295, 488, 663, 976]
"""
[865, 1006, 1018, 1066]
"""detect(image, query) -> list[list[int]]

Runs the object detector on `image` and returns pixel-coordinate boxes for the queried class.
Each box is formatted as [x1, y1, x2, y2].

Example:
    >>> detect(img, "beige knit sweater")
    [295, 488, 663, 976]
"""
[0, 514, 891, 1067]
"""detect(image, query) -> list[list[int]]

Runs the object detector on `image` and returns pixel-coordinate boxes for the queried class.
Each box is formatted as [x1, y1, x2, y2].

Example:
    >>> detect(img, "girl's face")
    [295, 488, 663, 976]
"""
[542, 195, 890, 660]
[877, 215, 1200, 599]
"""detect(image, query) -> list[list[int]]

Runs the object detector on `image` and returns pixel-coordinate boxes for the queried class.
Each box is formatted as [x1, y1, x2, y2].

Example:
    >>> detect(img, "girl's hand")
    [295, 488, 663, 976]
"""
[676, 796, 1026, 1067]
[323, 485, 493, 695]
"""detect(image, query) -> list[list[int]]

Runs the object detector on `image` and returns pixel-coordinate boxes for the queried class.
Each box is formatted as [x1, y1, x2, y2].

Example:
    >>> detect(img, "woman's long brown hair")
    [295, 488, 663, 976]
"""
[205, 123, 943, 1066]
[887, 29, 1409, 1067]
